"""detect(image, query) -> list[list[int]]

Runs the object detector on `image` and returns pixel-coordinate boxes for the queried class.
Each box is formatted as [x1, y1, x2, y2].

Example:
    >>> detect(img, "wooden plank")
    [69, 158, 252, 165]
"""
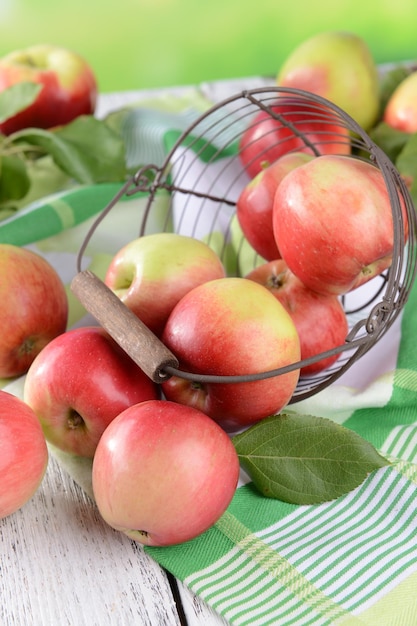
[0, 456, 182, 626]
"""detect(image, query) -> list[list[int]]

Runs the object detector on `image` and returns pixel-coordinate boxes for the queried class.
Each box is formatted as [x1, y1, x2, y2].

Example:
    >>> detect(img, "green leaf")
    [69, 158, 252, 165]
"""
[369, 121, 409, 163]
[394, 133, 417, 205]
[232, 413, 390, 505]
[0, 154, 30, 203]
[8, 115, 128, 184]
[0, 82, 42, 124]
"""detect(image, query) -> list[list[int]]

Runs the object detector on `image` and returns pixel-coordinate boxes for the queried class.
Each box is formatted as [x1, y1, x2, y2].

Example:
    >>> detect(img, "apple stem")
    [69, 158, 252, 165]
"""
[67, 410, 85, 430]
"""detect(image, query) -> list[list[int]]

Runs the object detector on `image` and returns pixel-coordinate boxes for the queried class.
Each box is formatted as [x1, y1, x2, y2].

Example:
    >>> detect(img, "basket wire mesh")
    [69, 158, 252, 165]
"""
[77, 87, 417, 402]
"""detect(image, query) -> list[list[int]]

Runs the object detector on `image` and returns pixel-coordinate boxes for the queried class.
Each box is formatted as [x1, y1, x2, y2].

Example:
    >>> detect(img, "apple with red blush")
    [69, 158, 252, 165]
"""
[236, 151, 313, 261]
[0, 243, 68, 379]
[273, 154, 408, 296]
[0, 44, 97, 135]
[239, 96, 351, 179]
[92, 399, 240, 546]
[104, 233, 226, 337]
[161, 277, 300, 432]
[0, 390, 48, 519]
[246, 259, 348, 375]
[23, 326, 159, 458]
[383, 70, 417, 133]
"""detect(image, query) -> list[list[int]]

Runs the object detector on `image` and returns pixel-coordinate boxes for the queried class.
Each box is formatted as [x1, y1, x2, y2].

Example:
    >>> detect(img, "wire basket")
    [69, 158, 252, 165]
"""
[73, 87, 417, 403]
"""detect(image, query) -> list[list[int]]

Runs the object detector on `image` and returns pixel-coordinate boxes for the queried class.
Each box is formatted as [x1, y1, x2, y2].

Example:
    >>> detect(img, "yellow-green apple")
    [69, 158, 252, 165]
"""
[277, 31, 380, 132]
[383, 70, 417, 133]
[23, 326, 159, 458]
[104, 233, 226, 337]
[0, 244, 68, 378]
[246, 260, 348, 375]
[273, 154, 407, 296]
[92, 399, 240, 546]
[236, 152, 314, 261]
[161, 277, 300, 431]
[239, 96, 351, 179]
[0, 390, 48, 519]
[0, 44, 97, 135]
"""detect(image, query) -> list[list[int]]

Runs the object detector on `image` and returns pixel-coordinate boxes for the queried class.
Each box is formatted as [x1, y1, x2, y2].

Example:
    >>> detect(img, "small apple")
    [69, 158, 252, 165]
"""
[0, 44, 97, 135]
[383, 70, 417, 133]
[273, 154, 407, 296]
[0, 390, 48, 519]
[277, 31, 380, 131]
[92, 399, 240, 546]
[246, 260, 348, 375]
[23, 326, 159, 458]
[236, 152, 314, 261]
[104, 233, 226, 337]
[161, 277, 300, 432]
[238, 96, 351, 179]
[0, 243, 68, 378]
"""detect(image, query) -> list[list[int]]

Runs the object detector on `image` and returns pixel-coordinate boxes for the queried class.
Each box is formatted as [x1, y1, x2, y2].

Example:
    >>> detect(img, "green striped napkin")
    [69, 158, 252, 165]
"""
[2, 87, 417, 626]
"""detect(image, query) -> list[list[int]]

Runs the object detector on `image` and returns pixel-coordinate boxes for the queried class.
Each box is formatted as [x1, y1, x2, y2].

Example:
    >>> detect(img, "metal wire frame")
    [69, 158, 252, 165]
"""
[78, 87, 417, 402]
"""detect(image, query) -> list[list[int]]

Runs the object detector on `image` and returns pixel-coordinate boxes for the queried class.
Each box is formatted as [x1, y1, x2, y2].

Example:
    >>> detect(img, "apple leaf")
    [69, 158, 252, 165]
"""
[369, 121, 409, 163]
[0, 82, 42, 124]
[8, 115, 128, 184]
[232, 412, 390, 505]
[0, 155, 30, 202]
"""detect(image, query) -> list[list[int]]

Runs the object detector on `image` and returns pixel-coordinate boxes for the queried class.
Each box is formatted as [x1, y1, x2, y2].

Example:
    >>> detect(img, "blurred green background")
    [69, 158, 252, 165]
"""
[0, 0, 416, 93]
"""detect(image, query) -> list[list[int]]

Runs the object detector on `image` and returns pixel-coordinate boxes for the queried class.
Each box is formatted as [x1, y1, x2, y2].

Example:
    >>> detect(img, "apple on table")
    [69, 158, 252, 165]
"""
[92, 399, 240, 546]
[0, 390, 48, 519]
[0, 243, 68, 379]
[0, 44, 97, 135]
[23, 326, 160, 458]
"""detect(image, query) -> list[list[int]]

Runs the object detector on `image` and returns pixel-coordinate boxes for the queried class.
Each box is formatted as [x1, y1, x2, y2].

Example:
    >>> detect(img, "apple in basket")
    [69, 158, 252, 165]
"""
[246, 259, 349, 375]
[23, 326, 159, 458]
[383, 70, 417, 133]
[161, 277, 301, 432]
[0, 243, 68, 379]
[238, 96, 351, 179]
[92, 399, 240, 546]
[0, 390, 48, 519]
[273, 154, 408, 296]
[104, 233, 226, 337]
[236, 151, 313, 261]
[0, 44, 97, 135]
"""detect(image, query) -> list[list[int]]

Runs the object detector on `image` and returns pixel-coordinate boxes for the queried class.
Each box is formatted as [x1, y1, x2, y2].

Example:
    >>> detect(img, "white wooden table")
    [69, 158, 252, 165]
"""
[0, 76, 274, 626]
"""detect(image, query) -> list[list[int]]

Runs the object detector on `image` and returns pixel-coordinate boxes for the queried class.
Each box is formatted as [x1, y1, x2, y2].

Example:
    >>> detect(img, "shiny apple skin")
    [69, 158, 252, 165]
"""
[0, 243, 68, 378]
[92, 399, 240, 546]
[0, 390, 48, 519]
[23, 326, 159, 458]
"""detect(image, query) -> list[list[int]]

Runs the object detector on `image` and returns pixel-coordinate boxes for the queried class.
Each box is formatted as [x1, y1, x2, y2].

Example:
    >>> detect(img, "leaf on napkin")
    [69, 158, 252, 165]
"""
[232, 412, 390, 505]
[0, 82, 42, 124]
[9, 115, 128, 184]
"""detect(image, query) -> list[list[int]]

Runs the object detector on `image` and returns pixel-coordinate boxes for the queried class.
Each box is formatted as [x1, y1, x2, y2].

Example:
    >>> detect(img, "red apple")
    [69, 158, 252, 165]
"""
[273, 154, 408, 296]
[0, 390, 48, 519]
[246, 260, 348, 375]
[161, 277, 300, 431]
[23, 326, 159, 458]
[0, 244, 68, 378]
[383, 70, 417, 133]
[236, 151, 314, 261]
[104, 232, 226, 337]
[239, 96, 351, 179]
[92, 399, 240, 546]
[0, 44, 97, 135]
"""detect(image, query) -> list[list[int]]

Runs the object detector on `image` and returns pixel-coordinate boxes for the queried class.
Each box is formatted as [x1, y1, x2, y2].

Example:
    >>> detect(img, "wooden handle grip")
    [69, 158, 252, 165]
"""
[70, 270, 179, 383]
